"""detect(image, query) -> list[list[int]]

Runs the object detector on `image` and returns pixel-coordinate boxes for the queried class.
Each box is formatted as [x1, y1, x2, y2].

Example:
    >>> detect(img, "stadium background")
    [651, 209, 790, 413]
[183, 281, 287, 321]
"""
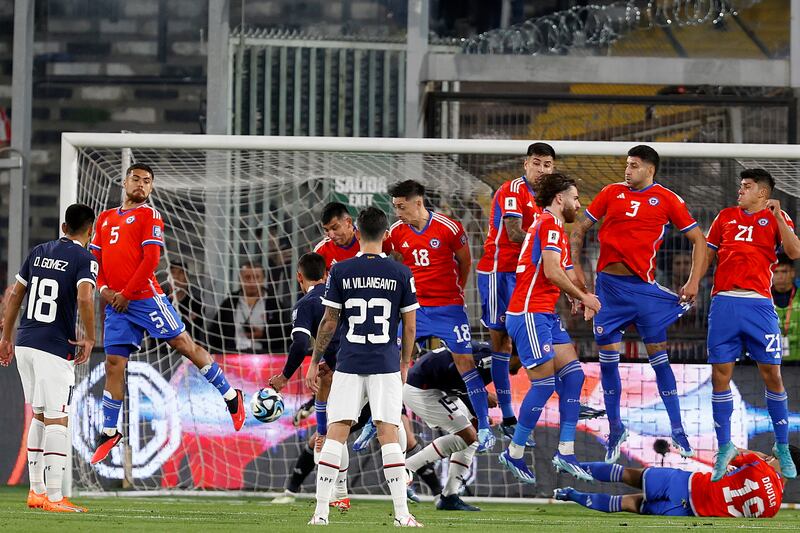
[1, 0, 799, 503]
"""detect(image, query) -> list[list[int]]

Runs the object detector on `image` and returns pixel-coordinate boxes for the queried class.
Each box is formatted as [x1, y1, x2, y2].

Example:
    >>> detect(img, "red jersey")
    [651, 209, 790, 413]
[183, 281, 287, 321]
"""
[89, 204, 165, 300]
[388, 211, 468, 307]
[707, 206, 795, 298]
[313, 236, 393, 270]
[507, 210, 572, 314]
[690, 454, 784, 518]
[585, 182, 697, 283]
[477, 176, 541, 273]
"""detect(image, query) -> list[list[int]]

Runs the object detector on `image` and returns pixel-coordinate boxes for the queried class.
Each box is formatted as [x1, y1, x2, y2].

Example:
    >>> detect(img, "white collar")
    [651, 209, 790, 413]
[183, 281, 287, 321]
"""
[355, 252, 387, 258]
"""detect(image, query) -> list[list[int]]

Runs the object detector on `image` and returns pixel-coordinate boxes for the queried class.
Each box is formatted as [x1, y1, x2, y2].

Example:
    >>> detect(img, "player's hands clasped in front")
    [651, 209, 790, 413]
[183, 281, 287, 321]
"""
[580, 292, 601, 321]
[0, 338, 14, 366]
[305, 363, 320, 393]
[69, 337, 95, 365]
[110, 292, 130, 313]
[477, 427, 496, 452]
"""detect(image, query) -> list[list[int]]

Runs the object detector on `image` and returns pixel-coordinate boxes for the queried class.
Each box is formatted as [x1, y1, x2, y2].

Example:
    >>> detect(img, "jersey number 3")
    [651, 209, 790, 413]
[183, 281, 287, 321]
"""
[345, 298, 391, 344]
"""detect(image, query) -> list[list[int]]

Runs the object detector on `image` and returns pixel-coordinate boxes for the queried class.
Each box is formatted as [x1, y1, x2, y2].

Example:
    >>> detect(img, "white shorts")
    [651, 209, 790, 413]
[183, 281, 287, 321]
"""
[327, 371, 402, 427]
[403, 383, 472, 434]
[16, 346, 75, 419]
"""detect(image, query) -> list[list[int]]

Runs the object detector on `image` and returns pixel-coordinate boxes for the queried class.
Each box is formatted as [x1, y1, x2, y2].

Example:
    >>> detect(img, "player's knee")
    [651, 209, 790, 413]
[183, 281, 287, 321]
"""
[168, 333, 196, 356]
[105, 355, 127, 378]
[759, 365, 784, 391]
[711, 364, 734, 390]
[622, 494, 644, 514]
[452, 353, 475, 374]
[644, 341, 667, 354]
[457, 426, 477, 445]
[43, 414, 69, 426]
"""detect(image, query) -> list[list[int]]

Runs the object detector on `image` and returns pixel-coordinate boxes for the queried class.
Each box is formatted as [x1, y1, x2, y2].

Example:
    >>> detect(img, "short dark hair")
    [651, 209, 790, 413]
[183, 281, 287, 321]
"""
[357, 207, 389, 242]
[298, 252, 326, 281]
[126, 162, 154, 180]
[740, 168, 775, 192]
[64, 203, 95, 234]
[240, 260, 265, 272]
[628, 145, 660, 176]
[534, 173, 577, 208]
[388, 179, 425, 199]
[776, 253, 795, 269]
[321, 202, 351, 225]
[527, 142, 556, 159]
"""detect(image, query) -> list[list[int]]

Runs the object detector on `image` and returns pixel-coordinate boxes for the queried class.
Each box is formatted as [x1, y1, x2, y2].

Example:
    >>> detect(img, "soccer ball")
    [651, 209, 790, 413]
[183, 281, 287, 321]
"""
[250, 387, 285, 423]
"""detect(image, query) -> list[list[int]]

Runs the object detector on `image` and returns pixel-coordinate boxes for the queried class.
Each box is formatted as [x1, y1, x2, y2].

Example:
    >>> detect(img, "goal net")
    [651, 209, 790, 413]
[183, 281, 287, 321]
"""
[62, 134, 800, 502]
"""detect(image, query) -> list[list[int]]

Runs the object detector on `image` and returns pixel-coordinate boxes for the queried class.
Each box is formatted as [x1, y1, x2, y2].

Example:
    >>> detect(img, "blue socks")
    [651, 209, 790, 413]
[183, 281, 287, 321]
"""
[102, 390, 122, 433]
[512, 376, 555, 447]
[766, 389, 789, 444]
[599, 350, 623, 431]
[567, 489, 623, 513]
[491, 352, 514, 419]
[711, 389, 734, 445]
[200, 362, 232, 397]
[461, 368, 490, 429]
[315, 400, 328, 435]
[580, 461, 624, 482]
[557, 360, 584, 445]
[649, 351, 683, 430]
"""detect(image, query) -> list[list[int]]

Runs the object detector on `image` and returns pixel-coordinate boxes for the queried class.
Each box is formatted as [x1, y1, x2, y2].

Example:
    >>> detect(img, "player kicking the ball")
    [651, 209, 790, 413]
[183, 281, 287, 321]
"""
[1, 204, 97, 512]
[306, 207, 421, 527]
[89, 163, 244, 464]
[499, 173, 601, 484]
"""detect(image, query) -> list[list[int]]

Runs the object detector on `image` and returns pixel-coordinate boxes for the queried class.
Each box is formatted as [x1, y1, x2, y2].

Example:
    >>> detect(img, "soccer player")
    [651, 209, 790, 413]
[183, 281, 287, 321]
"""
[554, 446, 798, 518]
[314, 201, 392, 269]
[305, 207, 421, 527]
[499, 173, 601, 484]
[0, 204, 98, 512]
[477, 142, 554, 434]
[404, 343, 496, 512]
[705, 169, 800, 480]
[570, 145, 707, 462]
[388, 179, 494, 452]
[89, 163, 244, 464]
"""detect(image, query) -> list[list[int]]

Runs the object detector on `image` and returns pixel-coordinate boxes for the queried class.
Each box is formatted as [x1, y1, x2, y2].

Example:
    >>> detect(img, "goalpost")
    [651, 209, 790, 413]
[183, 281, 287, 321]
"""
[60, 133, 800, 501]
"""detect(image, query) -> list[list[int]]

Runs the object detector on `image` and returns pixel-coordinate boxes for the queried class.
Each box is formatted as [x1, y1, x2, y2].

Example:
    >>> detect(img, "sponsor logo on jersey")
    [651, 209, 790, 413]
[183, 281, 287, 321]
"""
[402, 241, 410, 248]
[617, 193, 625, 199]
[758, 218, 769, 226]
[430, 238, 441, 249]
[126, 215, 136, 224]
[153, 226, 162, 237]
[648, 197, 659, 206]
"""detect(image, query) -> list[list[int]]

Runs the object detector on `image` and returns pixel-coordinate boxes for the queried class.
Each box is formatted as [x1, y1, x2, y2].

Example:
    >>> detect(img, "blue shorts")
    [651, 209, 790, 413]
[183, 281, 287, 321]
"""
[416, 305, 472, 354]
[640, 467, 694, 516]
[707, 295, 782, 365]
[104, 295, 185, 353]
[477, 272, 516, 332]
[506, 312, 571, 369]
[593, 272, 690, 345]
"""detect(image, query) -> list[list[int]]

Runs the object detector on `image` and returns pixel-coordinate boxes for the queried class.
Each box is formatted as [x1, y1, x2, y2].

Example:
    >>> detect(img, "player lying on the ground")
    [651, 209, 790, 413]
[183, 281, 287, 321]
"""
[555, 445, 799, 518]
[0, 204, 97, 513]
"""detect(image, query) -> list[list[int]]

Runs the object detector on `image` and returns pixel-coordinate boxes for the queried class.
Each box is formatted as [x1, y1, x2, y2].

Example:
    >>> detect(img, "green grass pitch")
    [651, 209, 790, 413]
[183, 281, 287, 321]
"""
[1, 487, 800, 532]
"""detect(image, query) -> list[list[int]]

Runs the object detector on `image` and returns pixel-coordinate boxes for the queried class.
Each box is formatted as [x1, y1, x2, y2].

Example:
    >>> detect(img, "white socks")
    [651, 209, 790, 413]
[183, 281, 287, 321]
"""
[444, 442, 478, 497]
[314, 439, 342, 519]
[381, 443, 410, 520]
[558, 441, 575, 456]
[44, 425, 69, 502]
[508, 441, 525, 459]
[406, 434, 466, 472]
[333, 443, 349, 500]
[27, 418, 46, 494]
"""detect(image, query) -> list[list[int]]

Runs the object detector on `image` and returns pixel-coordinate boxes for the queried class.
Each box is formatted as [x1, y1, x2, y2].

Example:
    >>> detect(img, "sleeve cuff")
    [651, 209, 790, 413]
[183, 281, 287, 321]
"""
[15, 274, 27, 287]
[544, 245, 562, 253]
[707, 243, 719, 250]
[502, 212, 522, 218]
[89, 244, 101, 251]
[76, 278, 97, 288]
[141, 240, 165, 247]
[584, 209, 598, 222]
[400, 302, 420, 313]
[291, 327, 312, 337]
[565, 265, 574, 271]
[321, 298, 342, 309]
[679, 222, 698, 233]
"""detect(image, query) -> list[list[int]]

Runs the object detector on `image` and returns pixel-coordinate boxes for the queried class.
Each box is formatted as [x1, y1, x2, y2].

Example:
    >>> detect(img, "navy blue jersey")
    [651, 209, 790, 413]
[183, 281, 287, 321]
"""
[407, 344, 493, 396]
[289, 283, 339, 362]
[15, 238, 97, 359]
[322, 252, 418, 374]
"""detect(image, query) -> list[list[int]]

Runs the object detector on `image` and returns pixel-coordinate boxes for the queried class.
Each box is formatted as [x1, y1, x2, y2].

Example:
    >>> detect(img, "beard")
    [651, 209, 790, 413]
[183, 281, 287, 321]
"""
[562, 204, 577, 223]
[127, 190, 149, 203]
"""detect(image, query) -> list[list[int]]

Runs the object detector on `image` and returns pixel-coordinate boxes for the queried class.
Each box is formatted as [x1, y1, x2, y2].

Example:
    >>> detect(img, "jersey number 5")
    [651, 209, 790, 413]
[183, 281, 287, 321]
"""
[345, 297, 391, 344]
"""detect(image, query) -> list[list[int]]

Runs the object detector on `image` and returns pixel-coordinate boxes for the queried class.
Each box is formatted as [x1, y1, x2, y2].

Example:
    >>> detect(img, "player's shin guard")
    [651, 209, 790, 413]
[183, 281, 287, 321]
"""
[381, 443, 410, 520]
[199, 362, 236, 400]
[649, 351, 683, 430]
[563, 489, 623, 513]
[461, 368, 490, 430]
[333, 444, 349, 501]
[443, 442, 478, 497]
[314, 439, 342, 519]
[579, 462, 624, 483]
[491, 352, 515, 419]
[315, 400, 328, 436]
[765, 389, 790, 444]
[101, 390, 123, 436]
[599, 351, 623, 431]
[711, 390, 734, 445]
[287, 443, 316, 493]
[27, 418, 46, 495]
[557, 360, 584, 456]
[513, 376, 556, 450]
[406, 434, 466, 472]
[44, 425, 68, 502]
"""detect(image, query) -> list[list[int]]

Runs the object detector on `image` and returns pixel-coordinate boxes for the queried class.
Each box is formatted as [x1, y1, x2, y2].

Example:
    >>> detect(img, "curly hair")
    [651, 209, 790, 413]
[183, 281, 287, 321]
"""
[534, 173, 576, 208]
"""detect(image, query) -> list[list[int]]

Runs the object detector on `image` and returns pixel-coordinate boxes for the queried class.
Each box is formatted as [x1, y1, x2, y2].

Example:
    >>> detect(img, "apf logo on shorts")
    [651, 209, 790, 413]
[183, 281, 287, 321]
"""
[595, 325, 604, 335]
[71, 361, 181, 479]
[429, 238, 441, 249]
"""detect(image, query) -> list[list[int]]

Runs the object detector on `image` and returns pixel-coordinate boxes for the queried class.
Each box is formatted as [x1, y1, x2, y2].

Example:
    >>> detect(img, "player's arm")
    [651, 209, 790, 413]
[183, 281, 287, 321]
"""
[0, 281, 27, 366]
[271, 329, 312, 392]
[454, 245, 471, 289]
[569, 215, 596, 290]
[542, 250, 600, 319]
[114, 244, 161, 312]
[70, 281, 96, 365]
[504, 216, 526, 243]
[305, 306, 340, 393]
[768, 200, 800, 259]
[400, 309, 416, 384]
[680, 226, 708, 303]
